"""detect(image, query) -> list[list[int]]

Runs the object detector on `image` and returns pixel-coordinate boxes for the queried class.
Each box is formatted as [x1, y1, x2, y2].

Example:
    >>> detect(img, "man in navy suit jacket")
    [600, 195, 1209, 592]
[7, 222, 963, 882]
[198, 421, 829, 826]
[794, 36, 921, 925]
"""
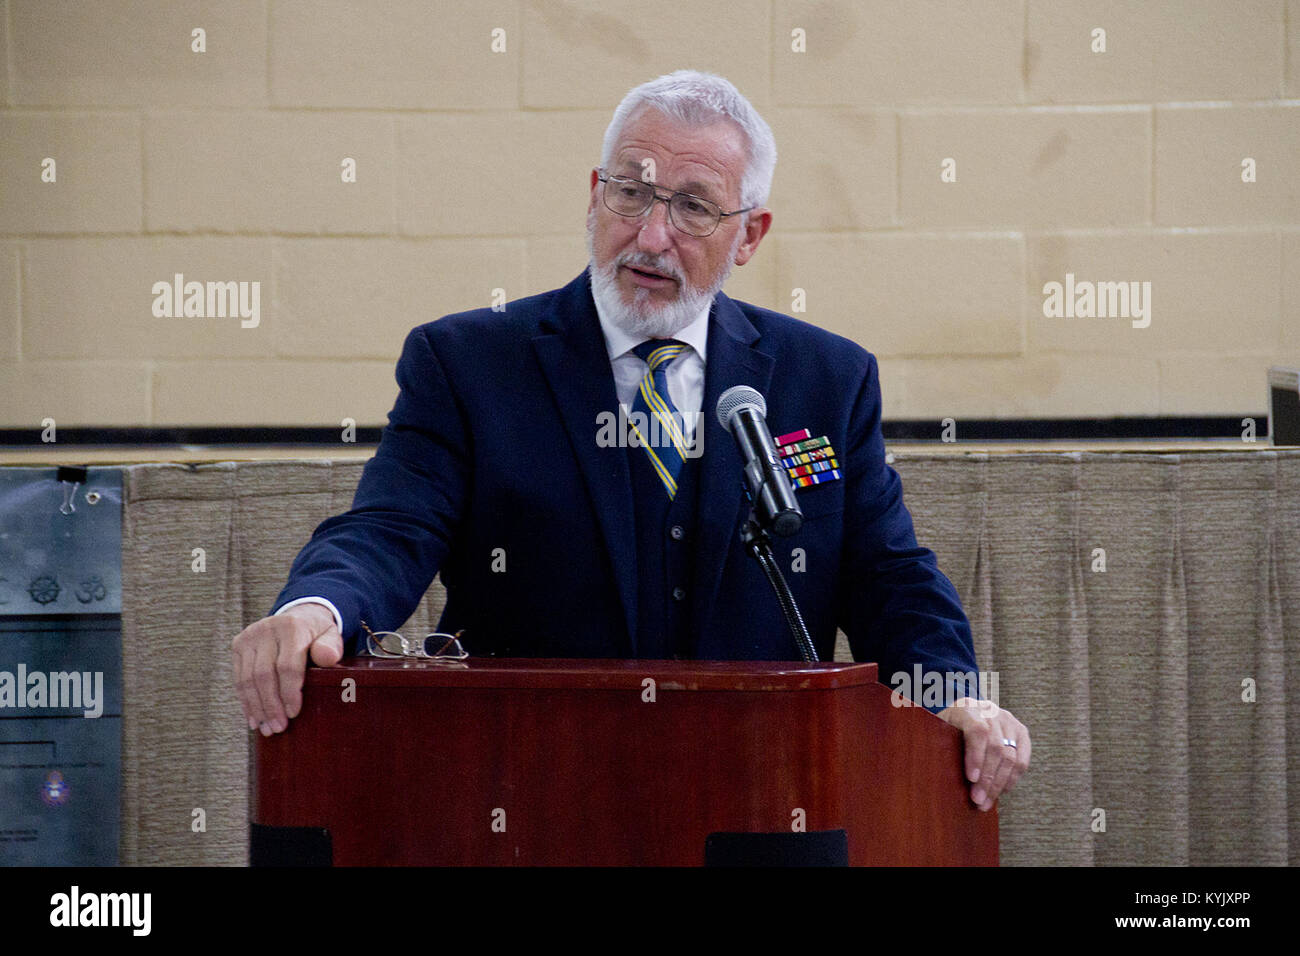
[233, 70, 1030, 811]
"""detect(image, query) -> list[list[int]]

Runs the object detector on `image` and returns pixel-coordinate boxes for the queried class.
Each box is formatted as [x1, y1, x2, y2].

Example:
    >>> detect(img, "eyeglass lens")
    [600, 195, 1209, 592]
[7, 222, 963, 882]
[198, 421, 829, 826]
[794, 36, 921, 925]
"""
[603, 178, 720, 236]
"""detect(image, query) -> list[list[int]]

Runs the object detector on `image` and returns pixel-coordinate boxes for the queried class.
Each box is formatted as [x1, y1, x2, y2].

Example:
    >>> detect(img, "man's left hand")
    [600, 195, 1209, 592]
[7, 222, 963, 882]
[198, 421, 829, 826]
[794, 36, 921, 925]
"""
[936, 698, 1031, 811]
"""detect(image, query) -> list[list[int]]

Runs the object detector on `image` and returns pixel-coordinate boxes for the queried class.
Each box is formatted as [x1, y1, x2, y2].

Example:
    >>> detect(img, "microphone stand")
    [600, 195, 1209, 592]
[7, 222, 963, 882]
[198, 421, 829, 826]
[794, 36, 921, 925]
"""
[739, 496, 819, 664]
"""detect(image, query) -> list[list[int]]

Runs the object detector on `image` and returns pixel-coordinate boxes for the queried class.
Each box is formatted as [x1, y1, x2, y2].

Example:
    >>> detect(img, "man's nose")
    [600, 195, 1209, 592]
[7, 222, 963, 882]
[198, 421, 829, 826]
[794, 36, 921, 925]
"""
[636, 196, 674, 254]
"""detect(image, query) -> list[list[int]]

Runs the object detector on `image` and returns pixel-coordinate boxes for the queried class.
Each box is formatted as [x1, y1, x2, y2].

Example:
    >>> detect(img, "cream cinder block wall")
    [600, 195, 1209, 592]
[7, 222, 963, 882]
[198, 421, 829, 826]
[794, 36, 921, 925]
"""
[1, 0, 1297, 428]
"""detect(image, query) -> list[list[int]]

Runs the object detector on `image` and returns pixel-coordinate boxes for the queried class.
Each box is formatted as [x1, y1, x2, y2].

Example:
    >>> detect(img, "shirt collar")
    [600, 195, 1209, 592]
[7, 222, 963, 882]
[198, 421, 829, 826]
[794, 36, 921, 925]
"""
[592, 284, 711, 365]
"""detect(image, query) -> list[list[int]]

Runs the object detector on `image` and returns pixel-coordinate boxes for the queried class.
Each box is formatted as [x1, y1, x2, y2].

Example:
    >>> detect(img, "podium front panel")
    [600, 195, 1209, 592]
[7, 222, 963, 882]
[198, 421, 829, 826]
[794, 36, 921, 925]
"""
[252, 658, 997, 866]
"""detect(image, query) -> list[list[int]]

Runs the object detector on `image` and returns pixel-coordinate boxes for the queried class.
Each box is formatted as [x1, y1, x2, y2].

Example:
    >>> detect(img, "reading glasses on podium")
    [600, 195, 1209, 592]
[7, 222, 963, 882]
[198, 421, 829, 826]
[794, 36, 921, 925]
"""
[360, 620, 468, 662]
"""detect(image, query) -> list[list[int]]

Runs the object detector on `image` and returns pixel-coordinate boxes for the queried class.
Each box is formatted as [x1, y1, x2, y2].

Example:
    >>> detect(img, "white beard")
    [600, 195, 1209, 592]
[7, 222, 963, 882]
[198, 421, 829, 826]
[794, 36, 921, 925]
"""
[586, 211, 741, 339]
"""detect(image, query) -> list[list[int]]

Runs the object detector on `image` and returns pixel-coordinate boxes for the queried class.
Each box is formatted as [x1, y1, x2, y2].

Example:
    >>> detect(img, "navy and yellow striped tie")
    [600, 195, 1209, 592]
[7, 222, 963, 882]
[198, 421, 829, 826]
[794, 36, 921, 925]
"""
[631, 339, 689, 499]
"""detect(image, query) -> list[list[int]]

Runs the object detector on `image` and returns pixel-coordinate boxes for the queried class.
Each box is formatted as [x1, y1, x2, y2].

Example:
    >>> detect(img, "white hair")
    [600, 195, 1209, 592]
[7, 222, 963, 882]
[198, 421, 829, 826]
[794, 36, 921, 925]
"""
[599, 70, 777, 210]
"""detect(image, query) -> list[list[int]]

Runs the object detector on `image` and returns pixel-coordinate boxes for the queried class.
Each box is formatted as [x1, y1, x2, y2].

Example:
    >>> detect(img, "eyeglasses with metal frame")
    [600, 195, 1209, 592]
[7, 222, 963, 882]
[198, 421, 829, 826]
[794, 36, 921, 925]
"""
[596, 169, 756, 238]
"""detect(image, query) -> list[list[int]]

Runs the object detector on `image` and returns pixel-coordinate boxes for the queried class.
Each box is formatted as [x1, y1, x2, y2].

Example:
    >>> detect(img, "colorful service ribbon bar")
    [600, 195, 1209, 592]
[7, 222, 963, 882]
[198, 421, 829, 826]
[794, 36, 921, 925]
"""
[781, 445, 836, 468]
[787, 458, 839, 479]
[792, 469, 842, 488]
[774, 428, 812, 446]
[776, 434, 831, 457]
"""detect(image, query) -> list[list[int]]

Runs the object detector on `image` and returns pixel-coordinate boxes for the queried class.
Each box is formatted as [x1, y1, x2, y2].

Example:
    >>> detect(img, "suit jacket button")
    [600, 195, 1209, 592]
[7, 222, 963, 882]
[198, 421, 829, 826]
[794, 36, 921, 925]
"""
[669, 525, 685, 541]
[672, 587, 686, 601]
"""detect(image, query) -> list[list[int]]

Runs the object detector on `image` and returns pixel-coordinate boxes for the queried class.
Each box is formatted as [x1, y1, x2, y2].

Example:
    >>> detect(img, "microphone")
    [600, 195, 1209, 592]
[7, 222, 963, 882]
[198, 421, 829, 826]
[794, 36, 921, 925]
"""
[716, 386, 803, 537]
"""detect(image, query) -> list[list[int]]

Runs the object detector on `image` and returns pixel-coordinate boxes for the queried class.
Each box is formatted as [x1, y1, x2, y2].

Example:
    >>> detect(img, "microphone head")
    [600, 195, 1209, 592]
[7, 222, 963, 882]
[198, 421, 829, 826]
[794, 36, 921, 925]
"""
[772, 509, 803, 537]
[716, 385, 766, 432]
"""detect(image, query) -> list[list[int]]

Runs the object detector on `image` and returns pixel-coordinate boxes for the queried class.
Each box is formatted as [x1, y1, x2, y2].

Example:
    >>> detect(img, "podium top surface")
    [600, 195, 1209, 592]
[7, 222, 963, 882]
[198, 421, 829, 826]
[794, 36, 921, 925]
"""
[304, 657, 879, 692]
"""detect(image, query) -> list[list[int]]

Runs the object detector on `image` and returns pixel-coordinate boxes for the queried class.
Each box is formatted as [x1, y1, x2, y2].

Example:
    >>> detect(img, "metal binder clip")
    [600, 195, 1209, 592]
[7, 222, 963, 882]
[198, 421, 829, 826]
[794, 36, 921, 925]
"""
[56, 466, 88, 515]
[59, 482, 79, 515]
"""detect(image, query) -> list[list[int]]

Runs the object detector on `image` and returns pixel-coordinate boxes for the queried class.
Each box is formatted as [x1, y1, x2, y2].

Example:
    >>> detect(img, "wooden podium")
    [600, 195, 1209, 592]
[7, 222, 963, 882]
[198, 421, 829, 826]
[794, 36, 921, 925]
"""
[251, 658, 997, 866]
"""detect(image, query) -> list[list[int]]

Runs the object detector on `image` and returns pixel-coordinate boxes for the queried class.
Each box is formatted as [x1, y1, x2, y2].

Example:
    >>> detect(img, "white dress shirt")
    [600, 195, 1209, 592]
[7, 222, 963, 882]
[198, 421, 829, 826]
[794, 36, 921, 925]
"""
[593, 293, 710, 446]
[276, 290, 714, 635]
[276, 595, 346, 634]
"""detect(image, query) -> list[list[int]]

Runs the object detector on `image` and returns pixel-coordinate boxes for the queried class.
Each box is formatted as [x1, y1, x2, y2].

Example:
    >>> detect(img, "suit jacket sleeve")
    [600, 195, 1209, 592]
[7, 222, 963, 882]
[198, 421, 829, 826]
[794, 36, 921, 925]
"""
[271, 324, 469, 652]
[836, 352, 979, 713]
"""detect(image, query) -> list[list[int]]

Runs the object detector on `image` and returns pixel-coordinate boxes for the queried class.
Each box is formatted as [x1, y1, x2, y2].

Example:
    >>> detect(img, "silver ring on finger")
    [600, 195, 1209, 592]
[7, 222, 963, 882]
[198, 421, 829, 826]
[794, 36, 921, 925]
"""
[1002, 737, 1017, 749]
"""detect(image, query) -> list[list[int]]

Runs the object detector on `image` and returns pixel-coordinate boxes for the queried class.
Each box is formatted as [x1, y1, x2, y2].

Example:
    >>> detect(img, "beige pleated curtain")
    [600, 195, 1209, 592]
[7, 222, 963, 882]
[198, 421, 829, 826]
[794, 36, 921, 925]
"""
[115, 451, 1299, 865]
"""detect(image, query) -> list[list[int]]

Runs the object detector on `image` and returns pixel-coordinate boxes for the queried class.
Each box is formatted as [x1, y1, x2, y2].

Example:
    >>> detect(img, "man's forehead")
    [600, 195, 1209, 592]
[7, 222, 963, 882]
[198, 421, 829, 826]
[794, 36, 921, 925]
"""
[610, 156, 721, 196]
[610, 110, 745, 191]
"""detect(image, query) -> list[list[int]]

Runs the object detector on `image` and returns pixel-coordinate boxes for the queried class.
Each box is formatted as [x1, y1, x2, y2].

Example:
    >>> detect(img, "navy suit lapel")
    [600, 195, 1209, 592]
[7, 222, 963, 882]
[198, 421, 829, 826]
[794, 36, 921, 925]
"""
[691, 291, 774, 647]
[531, 271, 639, 655]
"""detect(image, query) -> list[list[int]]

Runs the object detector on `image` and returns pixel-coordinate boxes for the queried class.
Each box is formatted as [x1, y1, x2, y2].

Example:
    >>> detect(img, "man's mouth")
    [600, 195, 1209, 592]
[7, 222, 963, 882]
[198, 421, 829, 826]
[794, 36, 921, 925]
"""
[623, 264, 677, 284]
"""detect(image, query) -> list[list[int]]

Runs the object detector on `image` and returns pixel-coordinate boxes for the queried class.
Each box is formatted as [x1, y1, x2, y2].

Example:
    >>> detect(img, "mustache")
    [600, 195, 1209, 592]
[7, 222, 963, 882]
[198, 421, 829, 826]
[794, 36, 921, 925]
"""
[616, 253, 683, 283]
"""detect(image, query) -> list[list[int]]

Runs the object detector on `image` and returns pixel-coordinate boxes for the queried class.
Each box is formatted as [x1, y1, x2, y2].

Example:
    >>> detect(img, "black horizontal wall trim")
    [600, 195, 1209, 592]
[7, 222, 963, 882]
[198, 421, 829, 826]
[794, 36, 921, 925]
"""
[0, 417, 1268, 447]
[0, 426, 389, 446]
[881, 416, 1265, 442]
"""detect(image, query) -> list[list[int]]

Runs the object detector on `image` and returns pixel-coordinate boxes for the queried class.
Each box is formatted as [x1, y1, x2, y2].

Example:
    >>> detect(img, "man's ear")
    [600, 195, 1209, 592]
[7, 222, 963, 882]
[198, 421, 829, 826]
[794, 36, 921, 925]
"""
[734, 208, 773, 266]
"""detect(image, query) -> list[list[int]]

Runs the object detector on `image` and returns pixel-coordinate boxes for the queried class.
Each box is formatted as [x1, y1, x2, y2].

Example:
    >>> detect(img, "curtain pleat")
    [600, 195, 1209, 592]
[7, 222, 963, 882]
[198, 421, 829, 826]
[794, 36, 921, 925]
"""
[121, 462, 246, 865]
[982, 455, 1094, 865]
[1279, 453, 1300, 867]
[1177, 454, 1288, 864]
[1075, 454, 1190, 865]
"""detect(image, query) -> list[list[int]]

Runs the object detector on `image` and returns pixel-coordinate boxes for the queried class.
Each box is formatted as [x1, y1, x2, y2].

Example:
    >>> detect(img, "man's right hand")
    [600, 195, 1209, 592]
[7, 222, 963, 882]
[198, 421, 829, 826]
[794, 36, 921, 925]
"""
[232, 603, 343, 736]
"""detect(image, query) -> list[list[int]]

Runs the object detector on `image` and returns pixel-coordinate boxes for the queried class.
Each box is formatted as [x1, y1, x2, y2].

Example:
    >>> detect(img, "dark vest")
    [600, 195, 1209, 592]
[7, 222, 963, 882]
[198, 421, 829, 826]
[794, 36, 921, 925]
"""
[626, 440, 702, 660]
